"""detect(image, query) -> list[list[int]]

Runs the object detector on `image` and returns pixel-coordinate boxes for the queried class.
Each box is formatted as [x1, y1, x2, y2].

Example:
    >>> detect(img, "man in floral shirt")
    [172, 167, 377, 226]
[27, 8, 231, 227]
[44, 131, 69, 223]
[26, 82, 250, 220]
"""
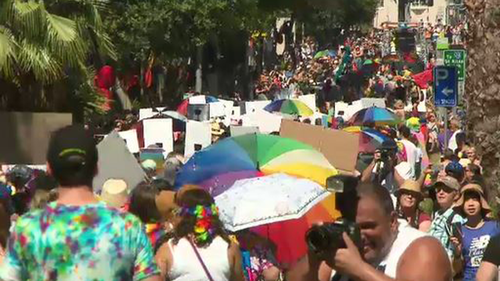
[0, 125, 160, 281]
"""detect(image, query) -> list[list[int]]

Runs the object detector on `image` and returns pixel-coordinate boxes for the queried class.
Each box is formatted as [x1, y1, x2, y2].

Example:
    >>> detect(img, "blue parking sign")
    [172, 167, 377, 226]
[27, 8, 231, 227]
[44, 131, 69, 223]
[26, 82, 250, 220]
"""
[434, 66, 458, 107]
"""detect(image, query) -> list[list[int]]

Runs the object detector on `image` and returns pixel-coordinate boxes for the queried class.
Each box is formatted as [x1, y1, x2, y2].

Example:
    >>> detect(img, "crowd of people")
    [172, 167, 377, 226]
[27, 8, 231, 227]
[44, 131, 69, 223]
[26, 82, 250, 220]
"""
[1, 18, 497, 281]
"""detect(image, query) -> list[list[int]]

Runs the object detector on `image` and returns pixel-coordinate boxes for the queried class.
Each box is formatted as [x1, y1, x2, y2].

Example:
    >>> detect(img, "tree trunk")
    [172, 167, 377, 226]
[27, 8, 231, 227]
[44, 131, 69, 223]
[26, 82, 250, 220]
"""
[195, 45, 203, 93]
[465, 0, 500, 200]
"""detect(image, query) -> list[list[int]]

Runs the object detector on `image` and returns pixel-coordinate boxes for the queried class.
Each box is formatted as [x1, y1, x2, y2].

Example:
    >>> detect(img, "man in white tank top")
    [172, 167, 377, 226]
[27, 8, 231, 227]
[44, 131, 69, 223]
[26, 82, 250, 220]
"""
[287, 183, 452, 281]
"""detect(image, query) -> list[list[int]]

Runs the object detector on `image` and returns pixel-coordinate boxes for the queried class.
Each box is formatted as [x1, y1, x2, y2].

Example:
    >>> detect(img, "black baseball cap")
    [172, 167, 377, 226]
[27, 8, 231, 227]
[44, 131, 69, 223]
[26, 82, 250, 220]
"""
[46, 125, 98, 185]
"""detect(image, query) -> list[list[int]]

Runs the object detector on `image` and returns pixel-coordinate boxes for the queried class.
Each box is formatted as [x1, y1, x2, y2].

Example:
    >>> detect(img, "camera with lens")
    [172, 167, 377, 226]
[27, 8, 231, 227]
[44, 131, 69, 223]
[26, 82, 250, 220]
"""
[306, 221, 362, 259]
[379, 147, 395, 162]
[306, 175, 362, 260]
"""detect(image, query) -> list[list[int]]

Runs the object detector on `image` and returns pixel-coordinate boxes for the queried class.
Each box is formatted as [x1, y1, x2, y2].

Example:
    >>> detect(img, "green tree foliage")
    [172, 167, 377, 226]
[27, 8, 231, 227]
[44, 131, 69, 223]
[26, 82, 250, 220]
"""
[0, 0, 114, 84]
[105, 0, 275, 68]
[0, 0, 114, 114]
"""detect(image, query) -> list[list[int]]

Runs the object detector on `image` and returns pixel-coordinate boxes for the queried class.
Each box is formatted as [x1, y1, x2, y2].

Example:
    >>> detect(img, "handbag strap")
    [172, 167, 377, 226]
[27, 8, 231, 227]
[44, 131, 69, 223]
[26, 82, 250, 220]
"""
[188, 239, 215, 281]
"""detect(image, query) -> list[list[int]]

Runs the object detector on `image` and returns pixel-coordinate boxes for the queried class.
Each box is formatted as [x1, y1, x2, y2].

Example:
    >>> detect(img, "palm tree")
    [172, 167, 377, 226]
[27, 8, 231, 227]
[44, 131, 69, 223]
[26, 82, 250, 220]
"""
[464, 0, 500, 199]
[0, 0, 114, 113]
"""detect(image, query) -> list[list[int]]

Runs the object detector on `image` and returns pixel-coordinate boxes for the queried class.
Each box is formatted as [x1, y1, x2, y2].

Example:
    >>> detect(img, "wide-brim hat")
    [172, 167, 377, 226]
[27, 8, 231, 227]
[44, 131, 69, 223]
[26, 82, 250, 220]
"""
[395, 180, 423, 199]
[453, 184, 491, 214]
[100, 179, 129, 208]
[433, 175, 461, 192]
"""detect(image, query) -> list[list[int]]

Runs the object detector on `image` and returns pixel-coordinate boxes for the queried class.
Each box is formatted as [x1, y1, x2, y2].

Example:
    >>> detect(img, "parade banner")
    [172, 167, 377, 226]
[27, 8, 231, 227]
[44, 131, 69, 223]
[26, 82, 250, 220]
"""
[143, 118, 173, 156]
[0, 112, 72, 164]
[93, 132, 146, 193]
[280, 119, 359, 173]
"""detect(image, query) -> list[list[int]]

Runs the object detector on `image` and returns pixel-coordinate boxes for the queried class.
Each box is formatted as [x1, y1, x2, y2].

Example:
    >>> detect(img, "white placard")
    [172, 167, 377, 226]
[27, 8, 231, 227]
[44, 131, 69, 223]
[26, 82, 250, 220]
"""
[360, 98, 386, 109]
[232, 106, 241, 118]
[243, 101, 271, 115]
[334, 102, 349, 118]
[189, 95, 207, 105]
[296, 94, 316, 112]
[118, 129, 140, 153]
[185, 121, 212, 158]
[139, 107, 166, 120]
[209, 102, 226, 118]
[143, 119, 173, 156]
[219, 99, 235, 119]
[241, 110, 282, 134]
[230, 126, 259, 137]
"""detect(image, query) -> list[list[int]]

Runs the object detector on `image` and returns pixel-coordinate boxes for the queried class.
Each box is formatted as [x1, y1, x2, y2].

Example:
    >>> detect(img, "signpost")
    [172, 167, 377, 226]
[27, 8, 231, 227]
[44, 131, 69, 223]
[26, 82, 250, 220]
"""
[444, 49, 466, 81]
[434, 66, 458, 108]
[434, 66, 459, 149]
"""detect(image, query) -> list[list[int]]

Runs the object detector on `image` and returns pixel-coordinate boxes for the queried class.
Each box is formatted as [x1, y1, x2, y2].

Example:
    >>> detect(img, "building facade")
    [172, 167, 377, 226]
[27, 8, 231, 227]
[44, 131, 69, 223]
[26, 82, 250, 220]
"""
[373, 0, 450, 28]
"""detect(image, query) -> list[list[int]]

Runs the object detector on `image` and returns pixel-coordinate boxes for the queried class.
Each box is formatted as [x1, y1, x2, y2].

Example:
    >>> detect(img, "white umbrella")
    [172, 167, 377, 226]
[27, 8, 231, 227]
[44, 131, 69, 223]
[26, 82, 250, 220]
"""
[215, 173, 330, 232]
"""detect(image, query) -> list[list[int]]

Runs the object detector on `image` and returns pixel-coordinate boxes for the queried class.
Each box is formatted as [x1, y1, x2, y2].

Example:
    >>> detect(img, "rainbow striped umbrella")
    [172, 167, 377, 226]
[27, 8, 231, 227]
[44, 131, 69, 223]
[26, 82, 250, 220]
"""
[264, 99, 314, 117]
[175, 134, 337, 196]
[348, 107, 401, 126]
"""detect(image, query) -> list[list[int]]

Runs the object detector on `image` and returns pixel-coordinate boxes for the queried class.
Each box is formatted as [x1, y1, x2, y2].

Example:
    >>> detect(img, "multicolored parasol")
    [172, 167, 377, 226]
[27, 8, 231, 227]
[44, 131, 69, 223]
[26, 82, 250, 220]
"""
[175, 134, 338, 196]
[343, 127, 391, 153]
[177, 95, 219, 116]
[264, 99, 314, 117]
[348, 106, 401, 126]
[252, 194, 338, 268]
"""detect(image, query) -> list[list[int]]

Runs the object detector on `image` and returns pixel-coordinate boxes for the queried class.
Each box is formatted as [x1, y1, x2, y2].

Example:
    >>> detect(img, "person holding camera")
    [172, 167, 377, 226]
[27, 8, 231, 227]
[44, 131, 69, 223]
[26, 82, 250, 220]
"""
[361, 140, 405, 194]
[286, 183, 451, 281]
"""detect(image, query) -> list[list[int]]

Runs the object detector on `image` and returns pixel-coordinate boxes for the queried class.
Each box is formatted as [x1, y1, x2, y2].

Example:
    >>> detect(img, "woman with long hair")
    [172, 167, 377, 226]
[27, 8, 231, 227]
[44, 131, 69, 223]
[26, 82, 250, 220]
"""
[394, 180, 431, 232]
[155, 187, 244, 281]
[128, 182, 165, 248]
[450, 184, 500, 281]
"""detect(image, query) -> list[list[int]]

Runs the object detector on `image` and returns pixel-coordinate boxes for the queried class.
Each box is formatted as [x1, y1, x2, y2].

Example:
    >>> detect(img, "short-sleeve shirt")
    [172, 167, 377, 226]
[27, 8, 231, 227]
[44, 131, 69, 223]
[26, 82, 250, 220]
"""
[0, 202, 160, 281]
[482, 233, 500, 266]
[429, 208, 466, 258]
[461, 221, 500, 281]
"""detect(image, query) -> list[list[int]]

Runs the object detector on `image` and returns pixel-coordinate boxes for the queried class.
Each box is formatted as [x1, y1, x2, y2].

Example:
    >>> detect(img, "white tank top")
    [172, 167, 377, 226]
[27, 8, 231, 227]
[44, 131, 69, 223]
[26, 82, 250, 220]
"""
[168, 236, 231, 281]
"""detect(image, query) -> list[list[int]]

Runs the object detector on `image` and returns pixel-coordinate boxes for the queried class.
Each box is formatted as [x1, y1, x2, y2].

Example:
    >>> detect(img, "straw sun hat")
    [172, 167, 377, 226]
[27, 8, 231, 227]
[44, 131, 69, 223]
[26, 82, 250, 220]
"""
[395, 180, 423, 199]
[100, 179, 129, 208]
[453, 184, 491, 215]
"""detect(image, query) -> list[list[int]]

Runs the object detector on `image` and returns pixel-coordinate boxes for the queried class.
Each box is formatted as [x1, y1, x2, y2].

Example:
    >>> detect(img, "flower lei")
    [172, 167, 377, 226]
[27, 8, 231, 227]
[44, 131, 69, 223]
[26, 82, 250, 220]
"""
[180, 204, 219, 244]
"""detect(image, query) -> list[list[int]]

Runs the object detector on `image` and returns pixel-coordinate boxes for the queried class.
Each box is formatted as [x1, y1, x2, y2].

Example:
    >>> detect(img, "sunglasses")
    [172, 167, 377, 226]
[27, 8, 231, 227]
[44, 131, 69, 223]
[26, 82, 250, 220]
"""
[435, 186, 455, 193]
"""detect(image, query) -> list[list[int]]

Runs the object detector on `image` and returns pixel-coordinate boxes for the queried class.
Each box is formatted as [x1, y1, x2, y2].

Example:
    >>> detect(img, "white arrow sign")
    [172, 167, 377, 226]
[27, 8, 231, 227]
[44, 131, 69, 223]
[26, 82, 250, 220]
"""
[442, 87, 454, 96]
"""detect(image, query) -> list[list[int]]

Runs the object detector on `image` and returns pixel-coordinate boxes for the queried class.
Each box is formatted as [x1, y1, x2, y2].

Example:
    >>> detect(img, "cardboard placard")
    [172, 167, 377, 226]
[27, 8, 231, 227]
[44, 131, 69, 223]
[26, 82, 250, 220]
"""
[230, 126, 259, 137]
[0, 112, 72, 164]
[118, 129, 140, 154]
[185, 121, 212, 158]
[280, 119, 359, 173]
[143, 119, 173, 156]
[93, 132, 146, 193]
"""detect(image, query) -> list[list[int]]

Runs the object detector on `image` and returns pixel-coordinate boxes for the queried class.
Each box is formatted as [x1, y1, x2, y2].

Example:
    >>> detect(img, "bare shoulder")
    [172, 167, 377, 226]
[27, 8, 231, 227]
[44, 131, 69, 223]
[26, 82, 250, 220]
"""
[396, 237, 452, 281]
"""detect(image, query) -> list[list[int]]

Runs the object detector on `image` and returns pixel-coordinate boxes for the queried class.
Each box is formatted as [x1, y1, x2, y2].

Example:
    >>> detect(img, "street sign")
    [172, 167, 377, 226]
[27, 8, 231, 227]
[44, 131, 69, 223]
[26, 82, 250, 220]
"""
[434, 66, 458, 108]
[436, 37, 449, 50]
[444, 49, 466, 81]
